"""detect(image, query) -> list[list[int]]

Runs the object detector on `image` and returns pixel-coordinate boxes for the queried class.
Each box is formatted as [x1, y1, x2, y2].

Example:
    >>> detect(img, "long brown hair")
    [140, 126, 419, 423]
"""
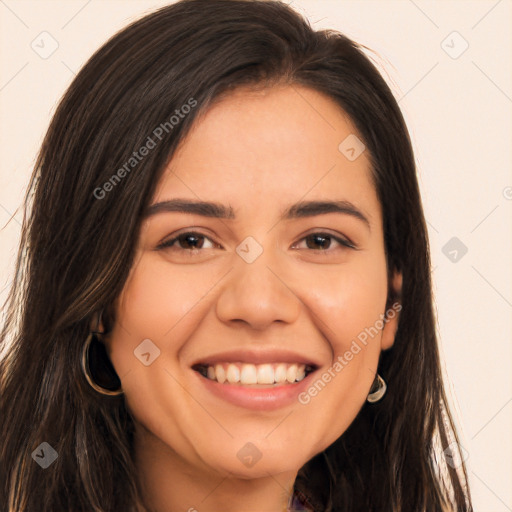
[0, 1, 472, 510]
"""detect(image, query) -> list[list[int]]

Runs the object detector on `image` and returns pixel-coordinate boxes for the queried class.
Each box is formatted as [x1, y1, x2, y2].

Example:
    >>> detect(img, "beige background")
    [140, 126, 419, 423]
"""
[1, 1, 511, 510]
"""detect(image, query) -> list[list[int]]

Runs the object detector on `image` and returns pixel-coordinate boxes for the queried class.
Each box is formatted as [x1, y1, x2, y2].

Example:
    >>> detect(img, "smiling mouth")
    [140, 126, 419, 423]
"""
[192, 362, 317, 386]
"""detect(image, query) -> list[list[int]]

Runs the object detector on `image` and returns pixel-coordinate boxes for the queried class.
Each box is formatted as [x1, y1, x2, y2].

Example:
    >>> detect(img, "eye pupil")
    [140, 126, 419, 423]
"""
[181, 234, 203, 249]
[307, 234, 330, 250]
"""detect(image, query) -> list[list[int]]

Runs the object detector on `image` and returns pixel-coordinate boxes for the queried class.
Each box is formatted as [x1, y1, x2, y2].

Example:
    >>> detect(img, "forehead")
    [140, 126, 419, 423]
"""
[153, 85, 379, 223]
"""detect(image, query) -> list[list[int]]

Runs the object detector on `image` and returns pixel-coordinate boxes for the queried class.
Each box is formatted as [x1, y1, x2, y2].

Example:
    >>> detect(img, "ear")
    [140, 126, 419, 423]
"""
[381, 270, 402, 351]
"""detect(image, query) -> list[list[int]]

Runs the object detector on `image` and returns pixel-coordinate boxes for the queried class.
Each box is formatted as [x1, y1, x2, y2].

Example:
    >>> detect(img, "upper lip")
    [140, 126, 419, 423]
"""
[191, 348, 321, 368]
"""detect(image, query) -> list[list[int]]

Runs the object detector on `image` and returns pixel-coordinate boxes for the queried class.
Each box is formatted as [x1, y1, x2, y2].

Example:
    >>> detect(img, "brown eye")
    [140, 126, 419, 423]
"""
[176, 233, 205, 250]
[158, 232, 218, 251]
[305, 233, 332, 250]
[294, 232, 355, 251]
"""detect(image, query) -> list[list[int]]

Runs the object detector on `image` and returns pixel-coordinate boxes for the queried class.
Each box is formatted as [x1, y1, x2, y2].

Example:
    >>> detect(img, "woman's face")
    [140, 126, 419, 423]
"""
[105, 84, 401, 478]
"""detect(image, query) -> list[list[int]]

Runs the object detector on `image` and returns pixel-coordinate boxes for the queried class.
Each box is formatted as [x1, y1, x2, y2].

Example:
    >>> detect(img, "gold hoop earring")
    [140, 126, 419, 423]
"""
[81, 332, 123, 396]
[366, 373, 387, 403]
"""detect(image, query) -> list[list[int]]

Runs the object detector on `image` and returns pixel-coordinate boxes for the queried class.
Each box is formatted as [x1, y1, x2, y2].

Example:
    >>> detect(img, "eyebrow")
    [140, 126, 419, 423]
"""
[143, 198, 370, 229]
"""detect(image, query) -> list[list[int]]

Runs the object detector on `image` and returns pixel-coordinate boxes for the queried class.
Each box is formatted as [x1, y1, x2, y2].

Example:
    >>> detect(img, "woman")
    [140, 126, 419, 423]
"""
[0, 0, 473, 510]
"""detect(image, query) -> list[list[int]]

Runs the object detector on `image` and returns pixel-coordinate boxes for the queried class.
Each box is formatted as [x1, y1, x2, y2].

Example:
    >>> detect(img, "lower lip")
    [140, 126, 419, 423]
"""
[192, 370, 316, 411]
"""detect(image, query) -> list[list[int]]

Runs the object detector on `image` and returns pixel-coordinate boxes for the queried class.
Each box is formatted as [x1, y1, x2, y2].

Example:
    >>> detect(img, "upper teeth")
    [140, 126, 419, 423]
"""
[203, 363, 308, 384]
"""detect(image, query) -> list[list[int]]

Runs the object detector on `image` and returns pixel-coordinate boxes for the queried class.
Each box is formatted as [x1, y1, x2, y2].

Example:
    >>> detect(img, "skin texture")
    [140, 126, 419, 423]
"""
[101, 85, 402, 512]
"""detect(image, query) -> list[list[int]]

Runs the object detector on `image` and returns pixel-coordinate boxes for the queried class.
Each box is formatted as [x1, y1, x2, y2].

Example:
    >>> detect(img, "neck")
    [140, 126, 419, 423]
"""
[134, 422, 299, 512]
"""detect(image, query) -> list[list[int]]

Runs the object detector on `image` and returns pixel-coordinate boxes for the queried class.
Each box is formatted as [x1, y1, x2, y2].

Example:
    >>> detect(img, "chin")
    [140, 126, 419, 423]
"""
[204, 443, 312, 479]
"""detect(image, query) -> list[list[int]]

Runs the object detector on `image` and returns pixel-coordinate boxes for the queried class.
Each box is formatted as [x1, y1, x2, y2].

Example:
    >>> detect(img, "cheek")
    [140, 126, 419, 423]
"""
[105, 253, 228, 398]
[113, 255, 221, 340]
[105, 257, 224, 451]
[291, 254, 389, 447]
[302, 253, 389, 358]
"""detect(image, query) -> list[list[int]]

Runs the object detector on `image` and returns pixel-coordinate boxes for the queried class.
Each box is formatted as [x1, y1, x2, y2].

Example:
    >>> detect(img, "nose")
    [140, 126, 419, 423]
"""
[215, 242, 301, 331]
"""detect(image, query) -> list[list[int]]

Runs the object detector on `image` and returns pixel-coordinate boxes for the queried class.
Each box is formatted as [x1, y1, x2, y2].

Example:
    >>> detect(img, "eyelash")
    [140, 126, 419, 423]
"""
[156, 230, 356, 253]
